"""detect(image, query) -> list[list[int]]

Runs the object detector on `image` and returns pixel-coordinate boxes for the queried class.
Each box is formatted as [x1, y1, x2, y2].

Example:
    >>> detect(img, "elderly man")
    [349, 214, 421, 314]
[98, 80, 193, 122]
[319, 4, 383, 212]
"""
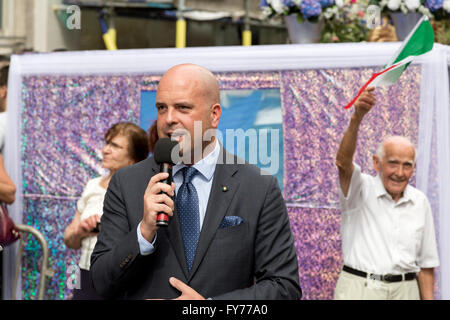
[90, 64, 301, 300]
[334, 87, 439, 300]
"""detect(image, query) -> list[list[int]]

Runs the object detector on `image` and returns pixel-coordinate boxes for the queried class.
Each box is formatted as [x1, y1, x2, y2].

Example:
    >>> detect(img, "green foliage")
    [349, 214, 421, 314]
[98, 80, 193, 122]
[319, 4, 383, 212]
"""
[320, 1, 370, 43]
[433, 19, 450, 44]
[321, 20, 369, 42]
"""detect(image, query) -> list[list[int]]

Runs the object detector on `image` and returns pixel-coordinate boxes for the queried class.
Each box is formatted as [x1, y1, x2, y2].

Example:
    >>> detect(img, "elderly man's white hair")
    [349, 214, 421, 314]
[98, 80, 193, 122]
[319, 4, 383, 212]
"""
[375, 136, 417, 163]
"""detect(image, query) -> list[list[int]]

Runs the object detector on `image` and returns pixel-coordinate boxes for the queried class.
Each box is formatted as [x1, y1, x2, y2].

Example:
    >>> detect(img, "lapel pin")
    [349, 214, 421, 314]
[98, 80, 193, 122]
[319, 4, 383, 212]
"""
[222, 186, 228, 192]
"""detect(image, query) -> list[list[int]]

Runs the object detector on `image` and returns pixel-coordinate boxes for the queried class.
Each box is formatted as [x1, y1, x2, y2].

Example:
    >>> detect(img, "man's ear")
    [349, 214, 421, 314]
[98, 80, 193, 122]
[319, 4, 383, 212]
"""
[210, 103, 221, 128]
[373, 155, 380, 173]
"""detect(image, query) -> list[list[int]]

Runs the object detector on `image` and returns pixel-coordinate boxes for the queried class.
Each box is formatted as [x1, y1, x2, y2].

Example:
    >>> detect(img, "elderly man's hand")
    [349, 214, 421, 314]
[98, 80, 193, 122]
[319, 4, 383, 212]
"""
[354, 87, 376, 120]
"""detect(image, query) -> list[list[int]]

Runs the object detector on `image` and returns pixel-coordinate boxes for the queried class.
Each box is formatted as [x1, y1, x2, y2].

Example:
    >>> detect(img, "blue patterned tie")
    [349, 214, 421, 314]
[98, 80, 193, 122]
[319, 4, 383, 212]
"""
[177, 166, 200, 271]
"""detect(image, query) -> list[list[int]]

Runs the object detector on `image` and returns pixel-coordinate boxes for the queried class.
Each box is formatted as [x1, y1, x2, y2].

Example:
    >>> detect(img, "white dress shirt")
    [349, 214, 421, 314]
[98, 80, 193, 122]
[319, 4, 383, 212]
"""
[339, 163, 440, 275]
[138, 141, 220, 255]
[76, 176, 106, 270]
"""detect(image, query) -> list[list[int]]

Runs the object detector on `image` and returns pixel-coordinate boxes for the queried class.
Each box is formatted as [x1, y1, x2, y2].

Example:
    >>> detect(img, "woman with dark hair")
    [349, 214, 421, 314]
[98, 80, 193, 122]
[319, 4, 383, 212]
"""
[64, 122, 149, 300]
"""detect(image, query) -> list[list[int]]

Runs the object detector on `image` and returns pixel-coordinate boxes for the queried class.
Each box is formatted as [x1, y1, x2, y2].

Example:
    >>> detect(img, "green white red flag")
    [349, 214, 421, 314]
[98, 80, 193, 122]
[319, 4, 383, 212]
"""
[344, 15, 434, 109]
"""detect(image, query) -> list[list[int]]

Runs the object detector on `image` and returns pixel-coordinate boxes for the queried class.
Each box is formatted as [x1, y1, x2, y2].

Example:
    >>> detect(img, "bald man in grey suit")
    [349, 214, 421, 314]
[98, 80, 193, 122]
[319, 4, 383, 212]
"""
[90, 64, 301, 300]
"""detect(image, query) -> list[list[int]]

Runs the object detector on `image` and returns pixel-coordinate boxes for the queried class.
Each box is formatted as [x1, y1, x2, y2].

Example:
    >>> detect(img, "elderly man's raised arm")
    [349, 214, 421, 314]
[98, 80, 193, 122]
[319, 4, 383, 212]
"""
[336, 88, 376, 196]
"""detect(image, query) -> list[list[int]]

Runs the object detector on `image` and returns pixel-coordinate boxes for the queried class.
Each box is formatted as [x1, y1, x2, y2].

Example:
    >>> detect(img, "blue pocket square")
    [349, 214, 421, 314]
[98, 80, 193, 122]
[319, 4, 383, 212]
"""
[219, 216, 244, 229]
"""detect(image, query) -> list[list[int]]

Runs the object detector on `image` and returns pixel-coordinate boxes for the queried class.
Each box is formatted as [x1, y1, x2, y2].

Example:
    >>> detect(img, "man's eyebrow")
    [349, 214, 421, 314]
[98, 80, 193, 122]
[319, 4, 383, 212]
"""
[174, 102, 194, 107]
[387, 159, 414, 164]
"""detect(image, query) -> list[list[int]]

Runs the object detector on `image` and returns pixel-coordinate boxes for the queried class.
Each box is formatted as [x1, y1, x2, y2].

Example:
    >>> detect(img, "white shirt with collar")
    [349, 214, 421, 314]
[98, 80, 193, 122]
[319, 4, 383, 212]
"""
[339, 163, 440, 275]
[137, 141, 220, 255]
[171, 140, 220, 229]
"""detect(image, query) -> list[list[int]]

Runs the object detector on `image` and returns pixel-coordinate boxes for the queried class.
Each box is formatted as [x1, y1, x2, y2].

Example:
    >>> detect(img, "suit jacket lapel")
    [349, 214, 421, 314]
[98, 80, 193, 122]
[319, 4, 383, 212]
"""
[165, 205, 189, 279]
[188, 149, 240, 281]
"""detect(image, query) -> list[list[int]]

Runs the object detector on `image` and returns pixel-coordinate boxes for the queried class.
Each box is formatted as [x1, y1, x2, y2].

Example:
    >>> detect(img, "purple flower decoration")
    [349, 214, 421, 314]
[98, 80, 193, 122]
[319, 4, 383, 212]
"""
[425, 0, 444, 11]
[260, 0, 269, 7]
[301, 0, 323, 18]
[319, 0, 335, 7]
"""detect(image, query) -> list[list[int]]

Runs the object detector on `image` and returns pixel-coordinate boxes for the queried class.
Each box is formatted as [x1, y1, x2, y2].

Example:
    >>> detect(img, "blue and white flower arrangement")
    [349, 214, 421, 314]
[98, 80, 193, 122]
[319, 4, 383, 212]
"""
[260, 0, 336, 22]
[369, 0, 450, 19]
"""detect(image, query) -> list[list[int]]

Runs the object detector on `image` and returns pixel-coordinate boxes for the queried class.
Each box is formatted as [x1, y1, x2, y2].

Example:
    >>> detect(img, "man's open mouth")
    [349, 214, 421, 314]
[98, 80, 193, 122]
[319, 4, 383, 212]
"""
[168, 129, 187, 143]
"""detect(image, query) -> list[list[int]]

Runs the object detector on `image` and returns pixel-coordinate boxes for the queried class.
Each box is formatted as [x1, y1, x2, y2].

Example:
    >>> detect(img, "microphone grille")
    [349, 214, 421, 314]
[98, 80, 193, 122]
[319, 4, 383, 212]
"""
[154, 138, 178, 164]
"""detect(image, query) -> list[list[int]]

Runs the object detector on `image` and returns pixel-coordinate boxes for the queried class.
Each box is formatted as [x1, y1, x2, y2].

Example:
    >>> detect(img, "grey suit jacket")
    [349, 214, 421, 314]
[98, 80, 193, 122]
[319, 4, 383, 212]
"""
[90, 149, 301, 300]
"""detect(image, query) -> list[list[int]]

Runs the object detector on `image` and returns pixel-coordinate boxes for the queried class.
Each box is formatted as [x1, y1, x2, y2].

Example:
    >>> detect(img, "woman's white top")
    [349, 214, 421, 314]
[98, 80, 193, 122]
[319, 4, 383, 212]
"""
[76, 176, 107, 271]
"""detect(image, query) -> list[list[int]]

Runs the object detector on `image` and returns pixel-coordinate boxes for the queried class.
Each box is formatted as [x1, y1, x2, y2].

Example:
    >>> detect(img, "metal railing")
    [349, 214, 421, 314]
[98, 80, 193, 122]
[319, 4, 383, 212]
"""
[11, 224, 54, 300]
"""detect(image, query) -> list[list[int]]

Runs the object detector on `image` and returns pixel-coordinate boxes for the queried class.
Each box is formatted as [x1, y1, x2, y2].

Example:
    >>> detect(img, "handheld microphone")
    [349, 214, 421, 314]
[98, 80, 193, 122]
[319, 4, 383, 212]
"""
[153, 138, 178, 227]
[92, 222, 101, 233]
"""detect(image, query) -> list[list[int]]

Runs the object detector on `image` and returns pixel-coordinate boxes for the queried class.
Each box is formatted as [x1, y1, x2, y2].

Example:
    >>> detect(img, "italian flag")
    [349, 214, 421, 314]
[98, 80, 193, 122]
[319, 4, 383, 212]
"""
[344, 15, 434, 109]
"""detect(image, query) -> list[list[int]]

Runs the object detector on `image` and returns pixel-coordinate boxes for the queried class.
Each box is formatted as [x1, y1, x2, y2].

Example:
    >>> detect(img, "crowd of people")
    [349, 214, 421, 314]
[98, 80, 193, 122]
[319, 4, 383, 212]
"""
[0, 62, 440, 301]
